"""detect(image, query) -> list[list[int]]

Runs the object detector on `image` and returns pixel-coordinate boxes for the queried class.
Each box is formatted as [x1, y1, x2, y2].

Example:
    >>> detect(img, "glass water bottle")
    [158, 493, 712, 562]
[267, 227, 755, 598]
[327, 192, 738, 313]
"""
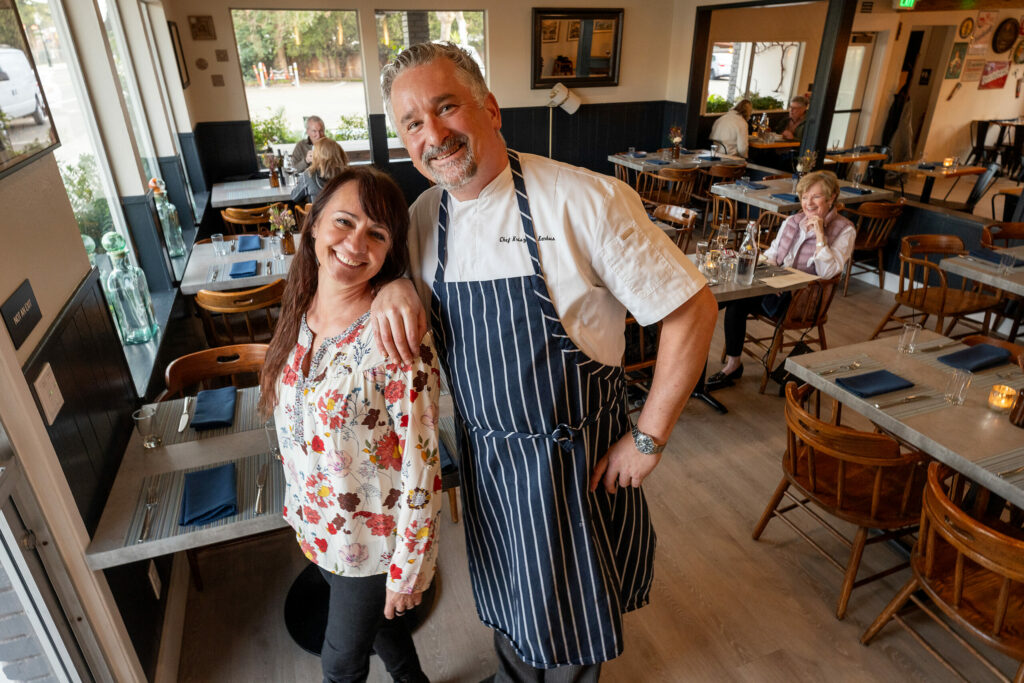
[149, 178, 186, 257]
[735, 221, 758, 286]
[101, 232, 159, 344]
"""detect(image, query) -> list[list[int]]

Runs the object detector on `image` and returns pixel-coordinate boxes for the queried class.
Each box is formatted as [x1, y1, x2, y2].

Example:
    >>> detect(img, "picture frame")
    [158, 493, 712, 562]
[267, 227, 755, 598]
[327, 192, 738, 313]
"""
[0, 0, 60, 181]
[962, 58, 986, 82]
[531, 8, 623, 89]
[979, 60, 1009, 90]
[918, 68, 932, 86]
[959, 17, 974, 40]
[945, 42, 967, 79]
[1013, 40, 1024, 65]
[993, 18, 1020, 54]
[188, 15, 216, 41]
[167, 21, 190, 89]
[540, 20, 559, 43]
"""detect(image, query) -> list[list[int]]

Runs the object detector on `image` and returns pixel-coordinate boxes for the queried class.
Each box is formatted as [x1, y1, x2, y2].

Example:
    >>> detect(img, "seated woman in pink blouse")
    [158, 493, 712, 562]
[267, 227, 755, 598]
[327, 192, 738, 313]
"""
[259, 167, 440, 683]
[707, 170, 855, 389]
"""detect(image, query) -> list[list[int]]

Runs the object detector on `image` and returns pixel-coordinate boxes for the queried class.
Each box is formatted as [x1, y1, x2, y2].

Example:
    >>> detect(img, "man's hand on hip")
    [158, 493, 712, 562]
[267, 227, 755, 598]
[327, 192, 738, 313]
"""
[589, 434, 661, 494]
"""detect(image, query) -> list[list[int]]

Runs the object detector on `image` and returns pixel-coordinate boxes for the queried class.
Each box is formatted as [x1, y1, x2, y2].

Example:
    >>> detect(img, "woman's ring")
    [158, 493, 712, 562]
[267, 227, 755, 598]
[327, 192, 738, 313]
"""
[395, 610, 405, 616]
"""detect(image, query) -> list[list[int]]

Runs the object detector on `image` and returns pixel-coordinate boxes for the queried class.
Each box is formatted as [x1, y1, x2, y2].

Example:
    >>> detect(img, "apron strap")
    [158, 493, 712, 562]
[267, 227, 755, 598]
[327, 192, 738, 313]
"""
[469, 406, 614, 453]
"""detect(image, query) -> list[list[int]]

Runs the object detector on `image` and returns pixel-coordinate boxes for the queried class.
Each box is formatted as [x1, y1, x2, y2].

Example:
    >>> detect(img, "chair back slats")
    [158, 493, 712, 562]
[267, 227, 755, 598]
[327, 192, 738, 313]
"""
[195, 280, 285, 347]
[158, 343, 269, 400]
[982, 222, 1024, 249]
[845, 201, 904, 251]
[294, 203, 312, 231]
[653, 205, 697, 252]
[637, 168, 698, 207]
[755, 211, 787, 250]
[220, 202, 286, 235]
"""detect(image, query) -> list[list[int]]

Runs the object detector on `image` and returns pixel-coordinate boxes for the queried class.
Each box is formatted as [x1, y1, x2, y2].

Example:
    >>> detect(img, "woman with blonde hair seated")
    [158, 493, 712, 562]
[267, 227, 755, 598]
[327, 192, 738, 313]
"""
[291, 137, 349, 204]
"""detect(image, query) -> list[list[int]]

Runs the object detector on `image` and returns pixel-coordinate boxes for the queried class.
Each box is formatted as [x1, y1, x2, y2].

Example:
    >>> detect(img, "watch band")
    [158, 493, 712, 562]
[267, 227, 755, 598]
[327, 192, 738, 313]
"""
[631, 425, 666, 455]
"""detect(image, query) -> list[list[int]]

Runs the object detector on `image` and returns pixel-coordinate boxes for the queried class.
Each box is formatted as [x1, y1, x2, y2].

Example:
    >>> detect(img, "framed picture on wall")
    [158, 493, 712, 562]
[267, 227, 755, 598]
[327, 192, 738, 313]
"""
[0, 0, 60, 181]
[167, 21, 190, 89]
[963, 58, 987, 82]
[1013, 40, 1024, 65]
[567, 20, 581, 41]
[188, 15, 216, 41]
[945, 42, 967, 79]
[979, 61, 1009, 89]
[540, 20, 559, 43]
[594, 19, 614, 33]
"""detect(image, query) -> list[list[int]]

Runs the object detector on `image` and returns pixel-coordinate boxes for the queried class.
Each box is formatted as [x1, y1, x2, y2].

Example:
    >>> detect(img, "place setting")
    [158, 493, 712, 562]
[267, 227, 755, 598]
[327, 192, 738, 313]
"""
[139, 385, 262, 448]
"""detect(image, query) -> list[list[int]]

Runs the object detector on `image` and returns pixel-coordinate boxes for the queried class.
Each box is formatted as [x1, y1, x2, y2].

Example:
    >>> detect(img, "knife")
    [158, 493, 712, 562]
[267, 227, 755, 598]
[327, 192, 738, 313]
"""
[255, 464, 268, 514]
[914, 340, 961, 353]
[138, 483, 158, 543]
[177, 396, 191, 433]
[873, 394, 929, 409]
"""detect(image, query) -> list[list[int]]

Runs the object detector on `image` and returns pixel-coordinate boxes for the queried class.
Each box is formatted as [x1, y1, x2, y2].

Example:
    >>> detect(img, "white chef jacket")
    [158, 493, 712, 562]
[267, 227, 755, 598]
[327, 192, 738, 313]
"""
[709, 110, 750, 158]
[407, 151, 706, 367]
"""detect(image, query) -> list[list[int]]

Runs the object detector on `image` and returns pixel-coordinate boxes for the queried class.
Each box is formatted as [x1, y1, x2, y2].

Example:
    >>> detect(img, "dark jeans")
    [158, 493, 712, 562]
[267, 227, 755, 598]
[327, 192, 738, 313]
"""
[493, 631, 601, 683]
[318, 568, 427, 683]
[721, 293, 791, 357]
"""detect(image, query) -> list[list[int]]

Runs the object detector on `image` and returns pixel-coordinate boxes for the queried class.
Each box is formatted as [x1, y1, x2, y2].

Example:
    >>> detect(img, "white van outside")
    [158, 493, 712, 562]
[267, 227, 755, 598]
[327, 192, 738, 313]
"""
[0, 46, 45, 125]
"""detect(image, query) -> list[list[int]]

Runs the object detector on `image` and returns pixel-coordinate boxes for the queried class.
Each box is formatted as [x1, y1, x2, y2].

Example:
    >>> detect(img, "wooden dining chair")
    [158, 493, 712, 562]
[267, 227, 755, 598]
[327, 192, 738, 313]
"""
[293, 202, 312, 231]
[930, 163, 1000, 214]
[869, 235, 1002, 340]
[979, 223, 1024, 341]
[862, 463, 1024, 682]
[194, 280, 285, 348]
[707, 195, 739, 247]
[220, 203, 285, 235]
[753, 382, 929, 619]
[652, 204, 697, 252]
[636, 168, 698, 208]
[740, 276, 841, 393]
[754, 210, 788, 250]
[693, 163, 747, 234]
[839, 200, 905, 296]
[623, 316, 660, 414]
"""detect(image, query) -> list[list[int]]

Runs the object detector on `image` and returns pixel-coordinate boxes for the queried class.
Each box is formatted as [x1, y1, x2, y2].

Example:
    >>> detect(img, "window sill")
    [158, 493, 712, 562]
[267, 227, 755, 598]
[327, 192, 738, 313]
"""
[121, 288, 177, 399]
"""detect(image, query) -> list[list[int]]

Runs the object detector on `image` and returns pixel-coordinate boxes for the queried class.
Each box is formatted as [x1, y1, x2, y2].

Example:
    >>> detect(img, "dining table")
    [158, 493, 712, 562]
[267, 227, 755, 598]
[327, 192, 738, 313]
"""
[882, 161, 987, 203]
[210, 178, 295, 209]
[748, 137, 801, 150]
[940, 244, 1024, 341]
[785, 330, 1024, 509]
[608, 150, 746, 174]
[709, 177, 894, 213]
[179, 234, 297, 295]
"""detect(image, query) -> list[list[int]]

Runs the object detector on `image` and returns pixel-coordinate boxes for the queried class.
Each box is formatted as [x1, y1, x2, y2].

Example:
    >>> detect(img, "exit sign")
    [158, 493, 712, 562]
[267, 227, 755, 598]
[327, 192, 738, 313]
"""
[898, 0, 915, 7]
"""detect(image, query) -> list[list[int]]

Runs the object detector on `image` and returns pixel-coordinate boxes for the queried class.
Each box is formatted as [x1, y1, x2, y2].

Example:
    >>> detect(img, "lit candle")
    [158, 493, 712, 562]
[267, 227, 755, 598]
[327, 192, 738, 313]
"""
[988, 384, 1018, 413]
[943, 157, 955, 168]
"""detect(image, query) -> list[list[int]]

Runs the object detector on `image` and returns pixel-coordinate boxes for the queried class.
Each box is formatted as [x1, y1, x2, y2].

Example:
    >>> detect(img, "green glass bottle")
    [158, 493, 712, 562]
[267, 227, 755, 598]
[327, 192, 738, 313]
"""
[100, 232, 159, 344]
[149, 178, 186, 257]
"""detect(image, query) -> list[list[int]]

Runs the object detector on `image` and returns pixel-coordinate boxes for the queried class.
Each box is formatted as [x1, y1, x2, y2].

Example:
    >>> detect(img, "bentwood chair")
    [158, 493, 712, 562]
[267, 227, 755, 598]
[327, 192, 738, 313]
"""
[692, 163, 747, 231]
[652, 204, 697, 252]
[636, 168, 698, 208]
[194, 280, 285, 347]
[293, 202, 312, 231]
[220, 203, 286, 235]
[980, 223, 1024, 341]
[870, 235, 1002, 340]
[840, 200, 904, 295]
[754, 210, 788, 251]
[862, 463, 1024, 682]
[157, 343, 271, 590]
[753, 382, 929, 619]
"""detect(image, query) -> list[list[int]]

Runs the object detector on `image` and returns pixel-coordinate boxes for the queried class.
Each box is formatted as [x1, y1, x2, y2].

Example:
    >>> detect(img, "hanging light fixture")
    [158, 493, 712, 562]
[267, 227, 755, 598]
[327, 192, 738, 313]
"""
[546, 83, 581, 158]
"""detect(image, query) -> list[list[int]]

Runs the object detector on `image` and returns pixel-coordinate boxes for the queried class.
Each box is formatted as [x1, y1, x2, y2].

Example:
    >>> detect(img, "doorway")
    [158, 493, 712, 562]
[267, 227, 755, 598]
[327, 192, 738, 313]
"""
[826, 32, 877, 149]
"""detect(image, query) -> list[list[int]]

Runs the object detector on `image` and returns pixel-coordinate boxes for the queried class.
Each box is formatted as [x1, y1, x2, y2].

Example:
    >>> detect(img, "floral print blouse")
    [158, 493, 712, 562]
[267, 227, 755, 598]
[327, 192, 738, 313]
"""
[273, 312, 442, 594]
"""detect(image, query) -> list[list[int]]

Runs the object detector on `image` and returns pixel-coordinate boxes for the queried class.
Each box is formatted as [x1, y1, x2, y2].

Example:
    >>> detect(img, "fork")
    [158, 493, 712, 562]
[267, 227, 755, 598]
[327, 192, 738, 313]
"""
[138, 483, 159, 543]
[820, 361, 862, 376]
[873, 394, 928, 409]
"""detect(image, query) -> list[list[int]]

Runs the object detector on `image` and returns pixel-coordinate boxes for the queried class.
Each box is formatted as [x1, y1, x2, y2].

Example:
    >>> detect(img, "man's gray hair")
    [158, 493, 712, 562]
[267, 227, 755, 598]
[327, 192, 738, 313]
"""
[305, 115, 325, 130]
[381, 42, 489, 125]
[790, 96, 809, 107]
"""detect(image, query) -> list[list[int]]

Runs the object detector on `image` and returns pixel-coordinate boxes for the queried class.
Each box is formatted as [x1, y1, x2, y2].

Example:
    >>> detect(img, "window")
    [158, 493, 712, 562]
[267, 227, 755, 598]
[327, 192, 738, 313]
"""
[375, 10, 487, 138]
[706, 41, 804, 114]
[14, 0, 131, 264]
[230, 9, 366, 157]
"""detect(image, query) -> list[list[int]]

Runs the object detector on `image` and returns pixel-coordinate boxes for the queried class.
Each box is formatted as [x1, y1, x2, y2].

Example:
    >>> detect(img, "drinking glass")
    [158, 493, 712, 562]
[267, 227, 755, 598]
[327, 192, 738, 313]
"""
[999, 252, 1016, 275]
[132, 406, 162, 449]
[852, 171, 864, 189]
[943, 369, 972, 406]
[740, 175, 751, 194]
[264, 419, 280, 457]
[832, 139, 840, 152]
[897, 322, 921, 353]
[211, 233, 227, 257]
[628, 146, 636, 156]
[661, 149, 672, 162]
[269, 235, 284, 260]
[719, 252, 738, 283]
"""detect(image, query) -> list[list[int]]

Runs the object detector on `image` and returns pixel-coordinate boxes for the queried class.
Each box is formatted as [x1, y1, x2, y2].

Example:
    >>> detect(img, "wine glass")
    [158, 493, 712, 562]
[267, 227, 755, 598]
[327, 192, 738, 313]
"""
[852, 171, 863, 189]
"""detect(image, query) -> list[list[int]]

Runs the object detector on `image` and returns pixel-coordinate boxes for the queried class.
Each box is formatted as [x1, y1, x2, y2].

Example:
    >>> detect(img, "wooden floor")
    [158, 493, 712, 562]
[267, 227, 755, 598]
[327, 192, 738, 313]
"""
[177, 276, 1020, 682]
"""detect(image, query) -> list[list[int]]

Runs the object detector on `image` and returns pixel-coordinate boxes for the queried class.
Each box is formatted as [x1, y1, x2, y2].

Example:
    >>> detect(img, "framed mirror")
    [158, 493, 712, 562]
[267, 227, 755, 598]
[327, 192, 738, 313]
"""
[531, 8, 623, 89]
[0, 0, 59, 181]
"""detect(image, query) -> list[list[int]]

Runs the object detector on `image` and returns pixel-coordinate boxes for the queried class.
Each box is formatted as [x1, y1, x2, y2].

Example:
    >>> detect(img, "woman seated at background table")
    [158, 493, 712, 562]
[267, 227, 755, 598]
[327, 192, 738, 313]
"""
[291, 138, 350, 205]
[709, 99, 752, 158]
[259, 167, 440, 683]
[707, 170, 855, 390]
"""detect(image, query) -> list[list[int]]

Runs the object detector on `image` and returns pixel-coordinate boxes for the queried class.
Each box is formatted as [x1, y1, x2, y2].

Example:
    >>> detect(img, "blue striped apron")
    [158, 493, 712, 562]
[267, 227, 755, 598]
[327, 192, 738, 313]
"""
[429, 151, 656, 668]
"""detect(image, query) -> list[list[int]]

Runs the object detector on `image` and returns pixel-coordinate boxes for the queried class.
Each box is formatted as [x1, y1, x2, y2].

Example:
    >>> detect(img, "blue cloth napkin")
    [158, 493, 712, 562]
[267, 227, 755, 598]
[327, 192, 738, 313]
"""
[968, 249, 1024, 268]
[229, 260, 258, 278]
[236, 235, 261, 252]
[647, 159, 670, 165]
[770, 192, 799, 202]
[938, 343, 1011, 372]
[190, 386, 237, 431]
[697, 155, 721, 161]
[737, 180, 767, 190]
[179, 462, 238, 526]
[836, 369, 914, 398]
[841, 186, 872, 195]
[629, 152, 647, 158]
[918, 162, 937, 170]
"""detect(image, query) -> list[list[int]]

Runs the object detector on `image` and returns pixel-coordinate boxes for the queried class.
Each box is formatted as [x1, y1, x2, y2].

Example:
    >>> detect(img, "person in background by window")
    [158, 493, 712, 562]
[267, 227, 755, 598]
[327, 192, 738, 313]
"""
[291, 138, 349, 205]
[710, 99, 752, 157]
[289, 115, 327, 172]
[776, 96, 808, 142]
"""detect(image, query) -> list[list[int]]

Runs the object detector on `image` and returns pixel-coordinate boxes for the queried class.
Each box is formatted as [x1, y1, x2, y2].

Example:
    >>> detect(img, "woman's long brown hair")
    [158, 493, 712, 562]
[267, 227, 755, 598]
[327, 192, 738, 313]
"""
[258, 166, 411, 417]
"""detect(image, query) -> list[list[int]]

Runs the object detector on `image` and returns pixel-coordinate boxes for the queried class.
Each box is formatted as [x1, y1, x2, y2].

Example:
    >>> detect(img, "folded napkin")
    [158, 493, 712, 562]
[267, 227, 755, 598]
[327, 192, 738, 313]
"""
[179, 462, 238, 526]
[918, 162, 937, 170]
[629, 151, 647, 158]
[190, 386, 238, 431]
[236, 234, 261, 252]
[836, 369, 913, 398]
[737, 180, 768, 190]
[229, 260, 258, 278]
[770, 192, 799, 202]
[841, 186, 872, 195]
[938, 343, 1011, 372]
[967, 249, 1024, 268]
[648, 159, 670, 165]
[697, 155, 721, 161]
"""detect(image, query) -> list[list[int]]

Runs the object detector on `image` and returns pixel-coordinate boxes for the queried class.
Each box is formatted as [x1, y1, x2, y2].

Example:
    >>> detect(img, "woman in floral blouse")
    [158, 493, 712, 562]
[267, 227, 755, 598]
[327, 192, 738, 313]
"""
[259, 167, 440, 683]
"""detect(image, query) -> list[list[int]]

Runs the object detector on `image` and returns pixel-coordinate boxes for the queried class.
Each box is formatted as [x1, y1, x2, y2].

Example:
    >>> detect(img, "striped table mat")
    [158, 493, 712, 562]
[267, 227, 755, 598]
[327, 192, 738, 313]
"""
[808, 354, 881, 378]
[976, 446, 1024, 487]
[153, 386, 261, 447]
[916, 354, 1024, 391]
[123, 450, 283, 547]
[876, 388, 946, 420]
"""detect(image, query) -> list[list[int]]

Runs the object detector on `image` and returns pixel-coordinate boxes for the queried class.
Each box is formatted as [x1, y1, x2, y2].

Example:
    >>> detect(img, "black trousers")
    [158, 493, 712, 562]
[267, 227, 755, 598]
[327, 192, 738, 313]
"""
[318, 568, 427, 683]
[493, 631, 601, 683]
[721, 293, 791, 357]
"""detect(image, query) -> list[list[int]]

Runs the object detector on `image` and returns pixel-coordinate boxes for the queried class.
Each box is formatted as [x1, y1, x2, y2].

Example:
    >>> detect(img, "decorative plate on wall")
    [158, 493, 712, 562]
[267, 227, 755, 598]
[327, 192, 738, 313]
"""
[959, 17, 974, 40]
[993, 18, 1020, 54]
[1013, 40, 1024, 65]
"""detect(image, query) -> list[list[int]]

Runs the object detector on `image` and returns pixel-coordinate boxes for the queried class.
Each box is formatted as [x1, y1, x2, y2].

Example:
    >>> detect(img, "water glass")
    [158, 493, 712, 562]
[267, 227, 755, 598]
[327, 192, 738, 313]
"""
[264, 419, 280, 457]
[211, 233, 227, 257]
[269, 235, 284, 260]
[628, 146, 636, 156]
[719, 252, 738, 282]
[897, 322, 921, 353]
[852, 171, 863, 189]
[740, 175, 751, 194]
[999, 252, 1017, 275]
[661, 149, 672, 162]
[133, 406, 162, 449]
[943, 369, 972, 406]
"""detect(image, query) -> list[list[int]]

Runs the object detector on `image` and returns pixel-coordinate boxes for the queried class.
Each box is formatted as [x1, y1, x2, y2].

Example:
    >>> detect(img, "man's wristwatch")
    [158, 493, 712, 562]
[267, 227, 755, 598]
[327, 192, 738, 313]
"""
[631, 425, 666, 455]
